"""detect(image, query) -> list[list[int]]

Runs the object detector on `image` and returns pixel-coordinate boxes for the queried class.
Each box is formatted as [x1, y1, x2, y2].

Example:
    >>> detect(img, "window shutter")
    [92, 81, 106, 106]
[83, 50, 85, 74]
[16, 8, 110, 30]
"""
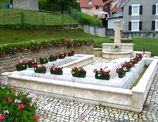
[128, 21, 131, 30]
[129, 6, 132, 15]
[139, 21, 142, 30]
[140, 5, 143, 15]
[152, 4, 156, 14]
[152, 21, 155, 30]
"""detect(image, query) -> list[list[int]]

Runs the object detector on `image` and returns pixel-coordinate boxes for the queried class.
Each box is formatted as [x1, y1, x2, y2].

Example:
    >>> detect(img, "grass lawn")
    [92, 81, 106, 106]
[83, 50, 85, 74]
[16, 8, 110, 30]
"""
[0, 9, 78, 25]
[0, 29, 157, 56]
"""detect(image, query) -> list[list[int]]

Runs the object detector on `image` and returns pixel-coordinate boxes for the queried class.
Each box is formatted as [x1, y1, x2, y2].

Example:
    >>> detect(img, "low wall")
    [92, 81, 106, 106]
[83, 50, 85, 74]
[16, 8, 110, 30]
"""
[0, 45, 93, 74]
[0, 24, 82, 30]
[83, 25, 158, 38]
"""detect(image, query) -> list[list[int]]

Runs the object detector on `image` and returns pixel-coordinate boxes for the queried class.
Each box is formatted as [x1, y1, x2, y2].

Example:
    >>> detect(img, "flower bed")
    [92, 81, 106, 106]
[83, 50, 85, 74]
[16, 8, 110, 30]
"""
[0, 81, 40, 121]
[116, 53, 143, 78]
[71, 67, 86, 78]
[0, 39, 93, 58]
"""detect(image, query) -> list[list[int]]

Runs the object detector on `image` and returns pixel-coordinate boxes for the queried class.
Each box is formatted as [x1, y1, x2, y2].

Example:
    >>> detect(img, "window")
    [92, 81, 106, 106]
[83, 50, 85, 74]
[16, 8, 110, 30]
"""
[129, 4, 142, 16]
[156, 4, 158, 15]
[88, 1, 93, 5]
[95, 6, 99, 10]
[156, 20, 158, 31]
[129, 20, 142, 31]
[152, 3, 158, 15]
[152, 20, 158, 31]
[132, 4, 140, 16]
[131, 20, 139, 31]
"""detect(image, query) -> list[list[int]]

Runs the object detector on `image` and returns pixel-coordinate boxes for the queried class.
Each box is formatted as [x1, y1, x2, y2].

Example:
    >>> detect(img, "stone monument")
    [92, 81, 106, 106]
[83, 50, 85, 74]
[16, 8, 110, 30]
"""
[102, 20, 134, 59]
[114, 20, 121, 43]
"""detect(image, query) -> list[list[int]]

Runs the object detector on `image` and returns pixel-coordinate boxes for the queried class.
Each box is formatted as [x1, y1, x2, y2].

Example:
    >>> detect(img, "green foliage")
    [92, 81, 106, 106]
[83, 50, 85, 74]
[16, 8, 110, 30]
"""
[16, 61, 28, 71]
[0, 81, 39, 121]
[71, 9, 102, 26]
[0, 9, 78, 25]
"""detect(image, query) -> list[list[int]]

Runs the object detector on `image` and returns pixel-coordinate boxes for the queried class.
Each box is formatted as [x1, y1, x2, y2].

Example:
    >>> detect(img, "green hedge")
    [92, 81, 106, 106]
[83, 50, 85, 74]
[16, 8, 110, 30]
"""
[71, 9, 102, 26]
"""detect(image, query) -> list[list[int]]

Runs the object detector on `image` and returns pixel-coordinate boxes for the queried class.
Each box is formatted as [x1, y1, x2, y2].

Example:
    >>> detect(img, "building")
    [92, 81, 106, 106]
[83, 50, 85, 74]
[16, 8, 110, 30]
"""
[123, 0, 158, 33]
[13, 0, 39, 10]
[106, 0, 127, 29]
[0, 0, 39, 10]
[79, 0, 104, 19]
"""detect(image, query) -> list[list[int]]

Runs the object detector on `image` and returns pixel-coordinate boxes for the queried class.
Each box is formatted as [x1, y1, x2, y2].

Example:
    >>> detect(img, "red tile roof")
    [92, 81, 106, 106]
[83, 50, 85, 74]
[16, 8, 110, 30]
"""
[104, 0, 112, 5]
[111, 7, 121, 13]
[79, 0, 104, 8]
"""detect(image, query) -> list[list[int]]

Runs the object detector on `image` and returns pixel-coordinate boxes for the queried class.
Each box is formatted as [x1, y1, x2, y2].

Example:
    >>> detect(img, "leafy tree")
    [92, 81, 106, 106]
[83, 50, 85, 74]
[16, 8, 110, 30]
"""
[57, 0, 78, 14]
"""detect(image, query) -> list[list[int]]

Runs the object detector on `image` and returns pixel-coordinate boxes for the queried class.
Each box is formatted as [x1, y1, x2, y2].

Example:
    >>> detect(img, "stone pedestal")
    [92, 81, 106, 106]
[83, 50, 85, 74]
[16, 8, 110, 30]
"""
[102, 43, 134, 59]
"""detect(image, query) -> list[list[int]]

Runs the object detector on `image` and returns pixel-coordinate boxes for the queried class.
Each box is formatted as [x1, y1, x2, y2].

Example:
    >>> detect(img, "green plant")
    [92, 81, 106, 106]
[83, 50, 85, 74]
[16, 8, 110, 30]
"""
[16, 61, 28, 71]
[71, 67, 86, 78]
[34, 65, 46, 73]
[28, 60, 37, 68]
[0, 81, 40, 121]
[116, 67, 126, 78]
[94, 68, 110, 80]
[68, 50, 75, 56]
[50, 65, 63, 75]
[49, 54, 58, 62]
[39, 57, 48, 64]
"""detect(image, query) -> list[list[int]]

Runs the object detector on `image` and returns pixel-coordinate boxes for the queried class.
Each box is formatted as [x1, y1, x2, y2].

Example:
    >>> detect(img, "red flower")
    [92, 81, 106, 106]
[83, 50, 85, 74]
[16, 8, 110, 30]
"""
[7, 97, 13, 102]
[122, 72, 125, 74]
[104, 72, 107, 75]
[34, 115, 40, 120]
[18, 104, 25, 109]
[0, 114, 6, 119]
[11, 85, 17, 88]
[93, 69, 97, 73]
[54, 68, 57, 71]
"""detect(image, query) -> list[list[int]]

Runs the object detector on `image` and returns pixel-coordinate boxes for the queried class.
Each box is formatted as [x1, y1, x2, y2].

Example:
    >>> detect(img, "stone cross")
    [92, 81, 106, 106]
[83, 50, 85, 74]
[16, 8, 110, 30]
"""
[114, 20, 121, 43]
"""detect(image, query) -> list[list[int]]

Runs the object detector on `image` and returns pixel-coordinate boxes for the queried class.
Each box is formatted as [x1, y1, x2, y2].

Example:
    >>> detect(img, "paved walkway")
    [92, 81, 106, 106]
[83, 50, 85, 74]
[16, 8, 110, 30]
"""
[34, 71, 158, 122]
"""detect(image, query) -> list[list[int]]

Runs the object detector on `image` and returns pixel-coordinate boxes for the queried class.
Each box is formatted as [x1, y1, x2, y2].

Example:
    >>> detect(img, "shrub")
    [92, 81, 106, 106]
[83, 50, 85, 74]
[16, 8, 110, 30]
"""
[71, 9, 102, 26]
[0, 81, 40, 121]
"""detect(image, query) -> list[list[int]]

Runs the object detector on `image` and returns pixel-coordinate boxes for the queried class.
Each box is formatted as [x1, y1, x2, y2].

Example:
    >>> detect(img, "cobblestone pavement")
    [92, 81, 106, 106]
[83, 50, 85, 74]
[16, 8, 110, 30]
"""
[34, 71, 158, 122]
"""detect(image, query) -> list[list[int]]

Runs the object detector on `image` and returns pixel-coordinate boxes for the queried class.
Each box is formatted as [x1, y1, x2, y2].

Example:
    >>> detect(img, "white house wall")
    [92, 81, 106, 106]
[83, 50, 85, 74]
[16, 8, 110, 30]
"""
[108, 18, 123, 30]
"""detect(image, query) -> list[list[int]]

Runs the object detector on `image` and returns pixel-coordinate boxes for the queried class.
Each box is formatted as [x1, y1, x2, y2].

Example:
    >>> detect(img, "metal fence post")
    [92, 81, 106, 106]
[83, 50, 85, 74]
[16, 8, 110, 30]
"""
[21, 12, 24, 25]
[43, 16, 44, 25]
[3, 12, 5, 25]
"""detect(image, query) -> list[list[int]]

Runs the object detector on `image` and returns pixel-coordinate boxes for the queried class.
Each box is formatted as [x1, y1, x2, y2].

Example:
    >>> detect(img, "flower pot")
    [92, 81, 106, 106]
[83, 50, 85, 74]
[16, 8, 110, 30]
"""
[50, 70, 63, 75]
[72, 73, 86, 78]
[34, 70, 46, 74]
[58, 55, 65, 59]
[95, 75, 110, 80]
[118, 73, 125, 78]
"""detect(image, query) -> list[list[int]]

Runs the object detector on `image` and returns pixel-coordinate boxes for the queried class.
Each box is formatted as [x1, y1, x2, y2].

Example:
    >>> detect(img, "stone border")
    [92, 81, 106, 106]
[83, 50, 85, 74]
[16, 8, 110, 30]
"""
[2, 58, 158, 112]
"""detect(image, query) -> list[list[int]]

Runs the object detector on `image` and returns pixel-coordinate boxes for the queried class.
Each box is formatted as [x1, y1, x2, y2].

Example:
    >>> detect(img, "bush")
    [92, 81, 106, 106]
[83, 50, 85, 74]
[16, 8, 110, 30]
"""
[71, 9, 102, 26]
[0, 81, 40, 121]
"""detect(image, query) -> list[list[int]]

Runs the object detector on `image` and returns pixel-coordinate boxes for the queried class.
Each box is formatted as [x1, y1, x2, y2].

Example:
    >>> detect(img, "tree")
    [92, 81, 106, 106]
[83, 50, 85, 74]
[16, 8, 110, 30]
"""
[57, 0, 78, 14]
